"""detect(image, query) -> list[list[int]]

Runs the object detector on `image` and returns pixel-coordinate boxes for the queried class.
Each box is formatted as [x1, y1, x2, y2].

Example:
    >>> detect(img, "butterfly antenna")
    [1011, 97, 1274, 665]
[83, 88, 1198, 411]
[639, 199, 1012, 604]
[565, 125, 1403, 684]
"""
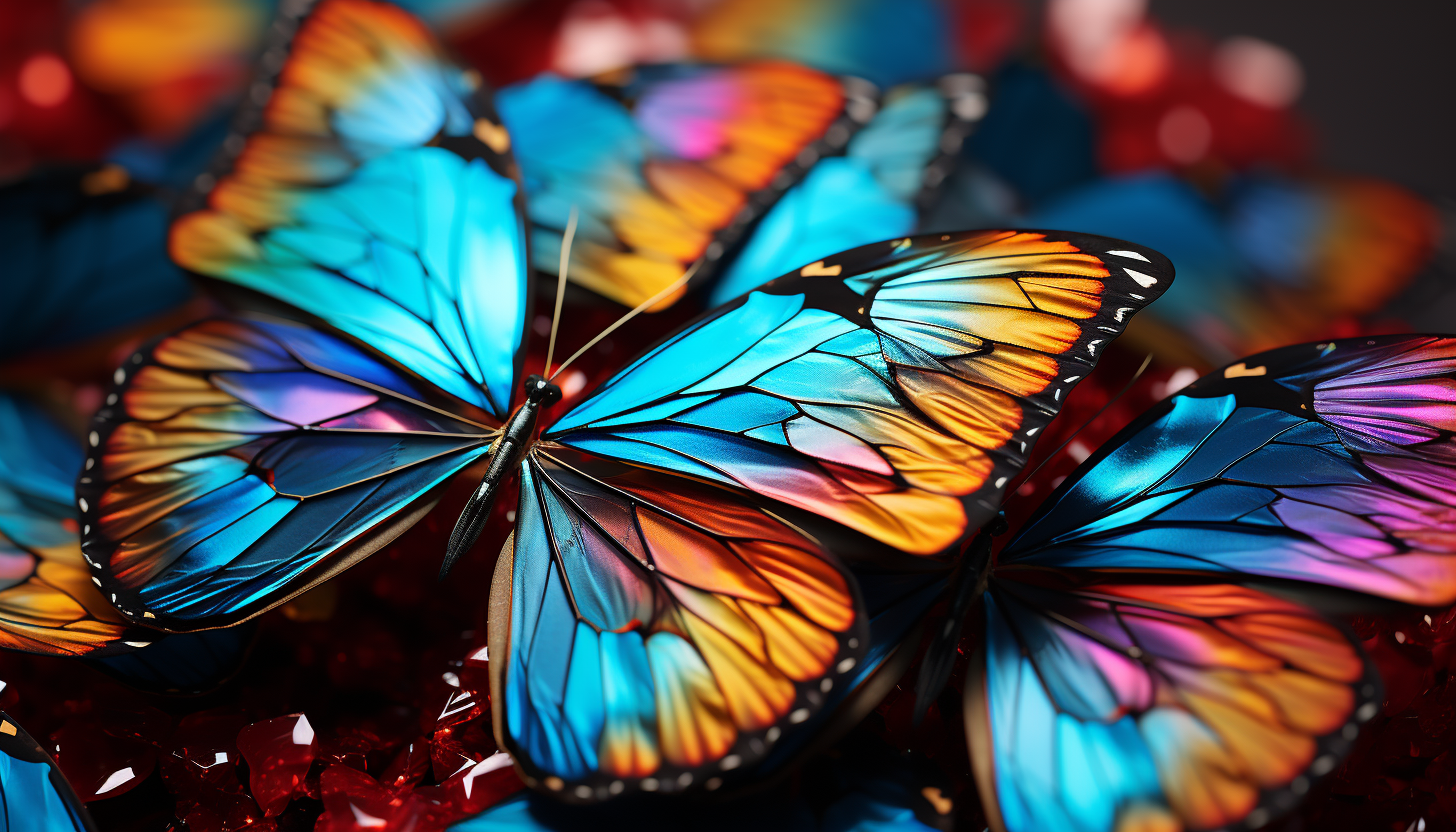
[542, 205, 578, 377]
[1003, 353, 1154, 504]
[549, 259, 701, 380]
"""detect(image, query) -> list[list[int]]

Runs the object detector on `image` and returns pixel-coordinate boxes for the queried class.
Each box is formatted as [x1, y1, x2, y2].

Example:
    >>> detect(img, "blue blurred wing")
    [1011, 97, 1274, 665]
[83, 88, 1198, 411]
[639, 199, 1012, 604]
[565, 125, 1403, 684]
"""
[546, 229, 1174, 558]
[0, 164, 192, 360]
[708, 77, 986, 306]
[493, 446, 867, 800]
[497, 63, 861, 309]
[77, 316, 494, 631]
[1000, 335, 1456, 606]
[0, 712, 97, 832]
[0, 393, 141, 657]
[170, 0, 529, 419]
[968, 575, 1379, 832]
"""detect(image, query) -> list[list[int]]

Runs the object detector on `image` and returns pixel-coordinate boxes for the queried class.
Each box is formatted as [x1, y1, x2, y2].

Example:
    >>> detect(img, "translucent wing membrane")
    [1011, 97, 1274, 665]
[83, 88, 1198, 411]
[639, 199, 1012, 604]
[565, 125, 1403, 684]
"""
[169, 0, 529, 419]
[1003, 335, 1456, 606]
[78, 317, 494, 631]
[497, 62, 862, 309]
[0, 164, 191, 359]
[0, 711, 98, 832]
[494, 446, 868, 801]
[970, 575, 1379, 832]
[547, 230, 1174, 557]
[0, 394, 136, 656]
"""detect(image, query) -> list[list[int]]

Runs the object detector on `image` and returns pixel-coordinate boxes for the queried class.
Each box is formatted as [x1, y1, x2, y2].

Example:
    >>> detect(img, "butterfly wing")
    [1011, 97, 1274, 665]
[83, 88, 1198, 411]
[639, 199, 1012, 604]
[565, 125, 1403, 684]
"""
[496, 62, 866, 309]
[0, 393, 139, 656]
[0, 712, 98, 832]
[77, 316, 495, 631]
[545, 229, 1175, 557]
[489, 229, 1172, 800]
[0, 164, 192, 360]
[169, 0, 529, 419]
[706, 76, 986, 307]
[967, 574, 1378, 832]
[1001, 334, 1456, 606]
[493, 445, 868, 801]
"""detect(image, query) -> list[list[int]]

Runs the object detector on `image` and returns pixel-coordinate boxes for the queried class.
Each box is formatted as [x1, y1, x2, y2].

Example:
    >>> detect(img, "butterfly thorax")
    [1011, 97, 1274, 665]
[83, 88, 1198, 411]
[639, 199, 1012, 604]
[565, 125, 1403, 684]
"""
[440, 375, 562, 578]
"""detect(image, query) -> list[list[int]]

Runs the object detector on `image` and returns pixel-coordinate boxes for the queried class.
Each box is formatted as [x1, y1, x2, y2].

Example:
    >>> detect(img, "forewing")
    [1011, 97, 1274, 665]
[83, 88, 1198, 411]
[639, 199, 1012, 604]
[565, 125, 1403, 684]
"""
[0, 394, 139, 656]
[493, 445, 868, 801]
[968, 575, 1378, 832]
[496, 62, 863, 308]
[77, 316, 494, 631]
[1002, 334, 1456, 606]
[169, 0, 529, 419]
[0, 712, 98, 832]
[546, 229, 1174, 557]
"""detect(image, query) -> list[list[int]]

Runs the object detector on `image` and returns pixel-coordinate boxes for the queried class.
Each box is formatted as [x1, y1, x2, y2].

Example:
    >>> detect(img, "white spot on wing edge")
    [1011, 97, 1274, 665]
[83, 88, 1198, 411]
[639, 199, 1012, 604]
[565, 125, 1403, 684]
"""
[1106, 249, 1151, 262]
[1125, 268, 1158, 287]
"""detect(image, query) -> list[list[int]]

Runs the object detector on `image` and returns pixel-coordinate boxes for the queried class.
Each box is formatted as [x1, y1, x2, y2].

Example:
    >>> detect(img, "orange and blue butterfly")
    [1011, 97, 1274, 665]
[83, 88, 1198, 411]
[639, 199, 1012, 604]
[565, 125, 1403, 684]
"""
[17, 1, 1453, 830]
[71, 0, 1174, 804]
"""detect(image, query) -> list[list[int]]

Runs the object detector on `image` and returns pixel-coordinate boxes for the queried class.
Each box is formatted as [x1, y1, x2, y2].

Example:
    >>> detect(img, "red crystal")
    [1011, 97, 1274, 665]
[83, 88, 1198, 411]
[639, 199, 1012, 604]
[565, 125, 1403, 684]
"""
[52, 717, 156, 801]
[237, 713, 317, 817]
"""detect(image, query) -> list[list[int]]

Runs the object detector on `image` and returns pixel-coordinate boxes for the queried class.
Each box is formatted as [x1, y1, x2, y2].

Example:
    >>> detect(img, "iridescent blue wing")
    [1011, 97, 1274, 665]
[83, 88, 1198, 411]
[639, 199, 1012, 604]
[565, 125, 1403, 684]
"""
[169, 0, 529, 419]
[1001, 334, 1456, 606]
[0, 164, 192, 360]
[0, 711, 98, 832]
[966, 334, 1456, 832]
[707, 76, 987, 306]
[493, 445, 869, 801]
[77, 316, 494, 631]
[545, 229, 1174, 558]
[487, 229, 1171, 801]
[0, 393, 140, 656]
[968, 574, 1379, 832]
[496, 63, 864, 309]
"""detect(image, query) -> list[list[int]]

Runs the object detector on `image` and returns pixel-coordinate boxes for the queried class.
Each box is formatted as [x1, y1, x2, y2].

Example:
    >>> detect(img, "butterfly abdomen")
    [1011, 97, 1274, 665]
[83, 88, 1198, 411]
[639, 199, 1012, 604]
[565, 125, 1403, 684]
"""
[442, 376, 563, 578]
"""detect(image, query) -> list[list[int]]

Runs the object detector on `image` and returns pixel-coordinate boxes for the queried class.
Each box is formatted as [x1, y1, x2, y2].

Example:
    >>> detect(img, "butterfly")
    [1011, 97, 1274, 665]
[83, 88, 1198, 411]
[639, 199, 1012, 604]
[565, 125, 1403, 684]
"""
[963, 333, 1456, 832]
[496, 60, 987, 310]
[0, 710, 98, 832]
[73, 0, 1174, 804]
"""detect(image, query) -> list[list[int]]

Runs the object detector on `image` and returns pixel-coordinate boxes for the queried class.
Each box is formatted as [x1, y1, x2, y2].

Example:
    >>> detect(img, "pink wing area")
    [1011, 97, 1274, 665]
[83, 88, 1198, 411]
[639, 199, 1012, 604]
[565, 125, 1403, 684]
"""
[78, 316, 494, 631]
[969, 574, 1379, 832]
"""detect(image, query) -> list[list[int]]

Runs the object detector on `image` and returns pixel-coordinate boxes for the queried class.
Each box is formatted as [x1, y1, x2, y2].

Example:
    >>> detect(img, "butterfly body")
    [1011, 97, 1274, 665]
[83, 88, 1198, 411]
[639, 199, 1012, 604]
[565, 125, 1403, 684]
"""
[444, 375, 563, 577]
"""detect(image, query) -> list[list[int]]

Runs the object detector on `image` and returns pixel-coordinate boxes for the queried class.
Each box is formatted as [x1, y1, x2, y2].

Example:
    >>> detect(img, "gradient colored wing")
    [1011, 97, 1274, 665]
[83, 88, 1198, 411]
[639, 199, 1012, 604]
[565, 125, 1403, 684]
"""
[968, 574, 1379, 832]
[0, 164, 192, 360]
[0, 712, 98, 832]
[545, 229, 1175, 558]
[496, 62, 865, 308]
[77, 316, 494, 631]
[169, 0, 529, 419]
[491, 445, 868, 801]
[0, 393, 141, 656]
[707, 75, 987, 306]
[1001, 334, 1456, 606]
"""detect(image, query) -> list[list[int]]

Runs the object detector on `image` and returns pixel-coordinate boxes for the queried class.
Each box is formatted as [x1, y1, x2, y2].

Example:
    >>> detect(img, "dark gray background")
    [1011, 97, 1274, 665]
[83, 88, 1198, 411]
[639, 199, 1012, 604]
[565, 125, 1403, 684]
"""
[1151, 0, 1455, 201]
